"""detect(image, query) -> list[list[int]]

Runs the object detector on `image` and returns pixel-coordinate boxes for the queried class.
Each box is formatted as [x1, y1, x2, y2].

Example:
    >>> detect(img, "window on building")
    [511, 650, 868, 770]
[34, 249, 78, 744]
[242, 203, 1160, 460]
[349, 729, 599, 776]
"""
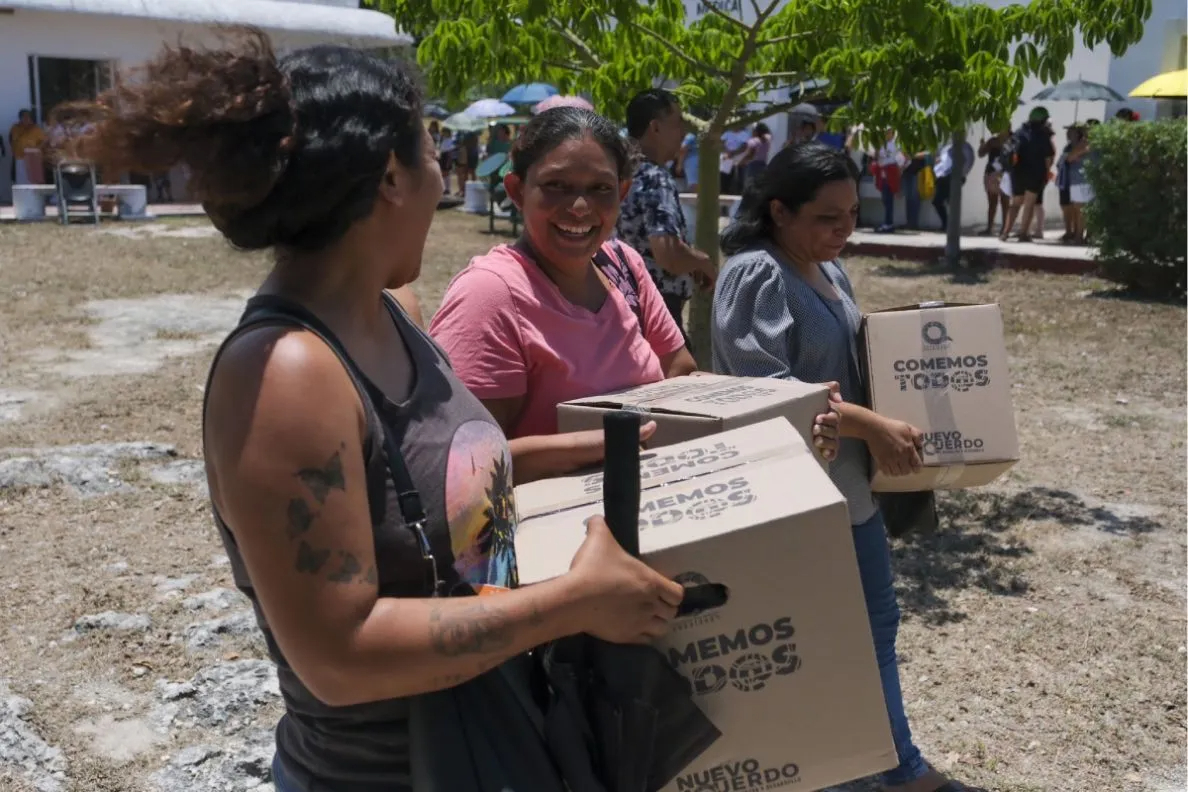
[27, 56, 115, 124]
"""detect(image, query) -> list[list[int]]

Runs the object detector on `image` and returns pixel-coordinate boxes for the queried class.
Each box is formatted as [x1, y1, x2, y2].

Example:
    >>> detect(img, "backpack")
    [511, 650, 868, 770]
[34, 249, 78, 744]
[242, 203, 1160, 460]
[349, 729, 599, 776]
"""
[996, 132, 1020, 172]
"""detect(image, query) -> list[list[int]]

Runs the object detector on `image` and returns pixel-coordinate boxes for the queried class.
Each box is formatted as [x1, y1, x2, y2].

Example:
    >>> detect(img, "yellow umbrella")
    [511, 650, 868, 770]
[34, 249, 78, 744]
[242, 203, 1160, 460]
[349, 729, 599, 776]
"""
[1129, 68, 1188, 99]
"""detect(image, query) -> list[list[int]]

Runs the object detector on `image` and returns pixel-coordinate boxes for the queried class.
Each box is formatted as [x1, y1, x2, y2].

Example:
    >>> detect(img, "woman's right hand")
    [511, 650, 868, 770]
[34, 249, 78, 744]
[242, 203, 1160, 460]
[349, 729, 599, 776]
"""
[866, 415, 924, 477]
[566, 516, 684, 644]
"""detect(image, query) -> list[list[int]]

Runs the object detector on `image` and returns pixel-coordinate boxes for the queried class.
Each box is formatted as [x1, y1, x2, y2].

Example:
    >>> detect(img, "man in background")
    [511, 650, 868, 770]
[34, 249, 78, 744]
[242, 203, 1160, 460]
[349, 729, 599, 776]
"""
[930, 137, 976, 230]
[9, 109, 46, 185]
[618, 89, 716, 344]
[720, 123, 750, 195]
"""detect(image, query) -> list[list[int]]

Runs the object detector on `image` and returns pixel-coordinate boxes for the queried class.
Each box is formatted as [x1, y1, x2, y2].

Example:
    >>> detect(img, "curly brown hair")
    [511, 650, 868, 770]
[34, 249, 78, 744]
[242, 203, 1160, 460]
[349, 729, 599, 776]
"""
[64, 26, 426, 252]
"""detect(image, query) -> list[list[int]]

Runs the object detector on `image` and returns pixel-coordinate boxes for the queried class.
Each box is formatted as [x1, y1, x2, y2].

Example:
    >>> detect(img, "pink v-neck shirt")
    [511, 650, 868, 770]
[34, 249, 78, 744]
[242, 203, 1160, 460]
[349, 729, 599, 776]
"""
[429, 242, 686, 439]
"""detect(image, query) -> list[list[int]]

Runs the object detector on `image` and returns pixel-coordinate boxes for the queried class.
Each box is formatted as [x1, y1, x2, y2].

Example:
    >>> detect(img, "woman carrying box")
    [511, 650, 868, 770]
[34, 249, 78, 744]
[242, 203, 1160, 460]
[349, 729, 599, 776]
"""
[711, 141, 983, 792]
[430, 108, 844, 484]
[73, 30, 685, 791]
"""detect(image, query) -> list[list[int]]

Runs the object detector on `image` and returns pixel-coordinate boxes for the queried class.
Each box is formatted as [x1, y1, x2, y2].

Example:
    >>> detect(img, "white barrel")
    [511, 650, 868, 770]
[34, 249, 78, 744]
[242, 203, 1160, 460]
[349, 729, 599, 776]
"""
[463, 180, 489, 213]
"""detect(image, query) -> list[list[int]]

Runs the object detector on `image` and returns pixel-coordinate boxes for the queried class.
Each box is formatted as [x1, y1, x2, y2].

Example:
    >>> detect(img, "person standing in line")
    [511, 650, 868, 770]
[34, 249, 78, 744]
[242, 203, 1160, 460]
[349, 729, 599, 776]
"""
[677, 130, 699, 193]
[437, 125, 455, 192]
[872, 130, 904, 233]
[72, 30, 685, 791]
[900, 147, 929, 230]
[1056, 124, 1092, 244]
[977, 129, 1011, 235]
[711, 141, 988, 792]
[930, 137, 975, 231]
[617, 89, 716, 343]
[486, 123, 513, 157]
[1000, 107, 1055, 242]
[735, 122, 773, 192]
[720, 124, 750, 195]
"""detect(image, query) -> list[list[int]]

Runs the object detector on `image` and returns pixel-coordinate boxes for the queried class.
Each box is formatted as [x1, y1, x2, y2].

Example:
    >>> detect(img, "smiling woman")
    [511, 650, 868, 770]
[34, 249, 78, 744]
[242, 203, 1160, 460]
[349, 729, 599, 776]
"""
[429, 107, 698, 484]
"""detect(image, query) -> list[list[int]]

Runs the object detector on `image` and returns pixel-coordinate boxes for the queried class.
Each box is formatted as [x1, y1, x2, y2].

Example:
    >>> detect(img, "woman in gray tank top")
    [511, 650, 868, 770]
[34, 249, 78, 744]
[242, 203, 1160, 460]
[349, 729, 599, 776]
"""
[711, 143, 985, 792]
[74, 28, 684, 792]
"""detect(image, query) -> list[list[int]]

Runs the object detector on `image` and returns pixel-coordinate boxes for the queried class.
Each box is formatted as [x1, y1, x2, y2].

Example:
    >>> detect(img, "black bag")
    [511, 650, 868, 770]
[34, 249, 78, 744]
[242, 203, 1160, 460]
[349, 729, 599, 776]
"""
[876, 490, 939, 539]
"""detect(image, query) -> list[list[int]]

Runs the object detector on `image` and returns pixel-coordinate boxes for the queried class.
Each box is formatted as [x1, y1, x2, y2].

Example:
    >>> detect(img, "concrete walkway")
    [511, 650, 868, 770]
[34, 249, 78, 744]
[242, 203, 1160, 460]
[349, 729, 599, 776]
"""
[843, 228, 1098, 274]
[4, 203, 1099, 276]
[0, 202, 206, 221]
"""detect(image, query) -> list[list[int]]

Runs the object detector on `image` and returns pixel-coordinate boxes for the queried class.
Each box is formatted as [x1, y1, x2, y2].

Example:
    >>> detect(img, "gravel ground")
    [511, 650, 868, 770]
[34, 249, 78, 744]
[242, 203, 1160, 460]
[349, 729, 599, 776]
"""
[0, 212, 1183, 792]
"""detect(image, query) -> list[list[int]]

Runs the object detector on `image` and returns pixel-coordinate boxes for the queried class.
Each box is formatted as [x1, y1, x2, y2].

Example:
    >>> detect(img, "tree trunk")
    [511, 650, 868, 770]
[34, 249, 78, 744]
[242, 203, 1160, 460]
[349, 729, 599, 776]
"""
[945, 130, 965, 268]
[688, 134, 723, 370]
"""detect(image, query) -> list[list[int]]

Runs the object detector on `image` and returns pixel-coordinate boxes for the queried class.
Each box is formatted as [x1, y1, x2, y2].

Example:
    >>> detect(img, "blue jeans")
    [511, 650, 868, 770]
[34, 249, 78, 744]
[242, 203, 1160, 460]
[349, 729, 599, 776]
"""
[853, 511, 929, 785]
[272, 754, 295, 792]
[880, 181, 895, 228]
[901, 171, 921, 229]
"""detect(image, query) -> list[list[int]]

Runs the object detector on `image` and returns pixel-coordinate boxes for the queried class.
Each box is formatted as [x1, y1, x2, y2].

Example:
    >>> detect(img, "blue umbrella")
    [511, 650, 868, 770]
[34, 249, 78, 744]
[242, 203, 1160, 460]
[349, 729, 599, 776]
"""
[424, 103, 451, 120]
[502, 83, 559, 105]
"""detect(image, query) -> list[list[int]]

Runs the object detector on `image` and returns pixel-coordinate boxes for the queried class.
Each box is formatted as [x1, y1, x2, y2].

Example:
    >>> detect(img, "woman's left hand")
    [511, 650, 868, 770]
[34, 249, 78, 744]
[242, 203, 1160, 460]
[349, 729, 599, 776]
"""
[812, 383, 843, 462]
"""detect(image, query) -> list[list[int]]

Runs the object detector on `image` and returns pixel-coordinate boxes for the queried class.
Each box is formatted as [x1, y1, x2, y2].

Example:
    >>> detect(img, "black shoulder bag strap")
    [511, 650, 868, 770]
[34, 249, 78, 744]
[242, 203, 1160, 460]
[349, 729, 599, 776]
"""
[226, 294, 446, 597]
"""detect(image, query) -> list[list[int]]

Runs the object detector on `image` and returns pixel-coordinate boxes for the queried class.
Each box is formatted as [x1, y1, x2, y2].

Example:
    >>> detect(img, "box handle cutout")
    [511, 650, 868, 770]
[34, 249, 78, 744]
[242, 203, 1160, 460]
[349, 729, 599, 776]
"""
[677, 582, 730, 617]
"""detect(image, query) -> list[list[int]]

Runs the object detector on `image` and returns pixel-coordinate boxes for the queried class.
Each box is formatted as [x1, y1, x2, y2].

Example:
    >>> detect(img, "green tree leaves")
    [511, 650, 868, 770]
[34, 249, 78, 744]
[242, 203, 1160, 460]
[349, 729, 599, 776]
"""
[374, 0, 1148, 152]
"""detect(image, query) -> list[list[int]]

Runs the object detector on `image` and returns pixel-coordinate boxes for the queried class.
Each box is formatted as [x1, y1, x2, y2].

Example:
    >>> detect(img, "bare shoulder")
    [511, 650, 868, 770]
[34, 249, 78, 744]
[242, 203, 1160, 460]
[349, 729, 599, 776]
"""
[204, 326, 365, 508]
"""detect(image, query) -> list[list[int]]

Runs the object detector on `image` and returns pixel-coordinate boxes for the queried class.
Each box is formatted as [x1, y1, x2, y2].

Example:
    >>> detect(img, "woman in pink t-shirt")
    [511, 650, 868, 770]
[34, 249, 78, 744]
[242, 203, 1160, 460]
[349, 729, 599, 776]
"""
[430, 108, 699, 483]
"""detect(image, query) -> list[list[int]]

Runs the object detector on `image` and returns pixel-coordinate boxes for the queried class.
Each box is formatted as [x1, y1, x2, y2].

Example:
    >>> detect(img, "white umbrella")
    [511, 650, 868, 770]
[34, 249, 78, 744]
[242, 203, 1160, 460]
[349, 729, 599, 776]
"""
[465, 98, 516, 118]
[443, 112, 488, 133]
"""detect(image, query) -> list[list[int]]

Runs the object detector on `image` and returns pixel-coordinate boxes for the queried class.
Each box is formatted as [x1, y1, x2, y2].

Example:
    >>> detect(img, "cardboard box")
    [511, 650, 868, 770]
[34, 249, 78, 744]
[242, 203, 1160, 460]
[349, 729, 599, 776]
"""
[860, 302, 1019, 492]
[514, 419, 896, 791]
[556, 373, 831, 464]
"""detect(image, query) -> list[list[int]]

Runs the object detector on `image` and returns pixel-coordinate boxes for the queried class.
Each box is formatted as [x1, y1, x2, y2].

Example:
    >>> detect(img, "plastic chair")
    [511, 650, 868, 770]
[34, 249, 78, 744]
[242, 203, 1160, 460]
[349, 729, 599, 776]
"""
[54, 161, 100, 225]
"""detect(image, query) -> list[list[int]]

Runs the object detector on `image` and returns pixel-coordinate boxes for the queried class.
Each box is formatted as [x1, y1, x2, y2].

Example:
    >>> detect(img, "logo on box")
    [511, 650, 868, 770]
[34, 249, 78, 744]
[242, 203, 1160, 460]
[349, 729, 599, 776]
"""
[675, 757, 802, 791]
[668, 617, 802, 696]
[921, 320, 953, 349]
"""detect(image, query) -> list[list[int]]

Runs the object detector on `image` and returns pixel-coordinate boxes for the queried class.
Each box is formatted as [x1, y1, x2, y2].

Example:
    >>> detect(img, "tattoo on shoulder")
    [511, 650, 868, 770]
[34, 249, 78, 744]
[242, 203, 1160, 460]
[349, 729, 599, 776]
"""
[428, 602, 515, 658]
[296, 445, 347, 504]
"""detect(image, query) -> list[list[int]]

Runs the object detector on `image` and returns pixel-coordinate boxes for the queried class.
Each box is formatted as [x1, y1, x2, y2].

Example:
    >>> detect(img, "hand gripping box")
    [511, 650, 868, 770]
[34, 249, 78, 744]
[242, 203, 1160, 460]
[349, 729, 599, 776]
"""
[860, 302, 1020, 493]
[557, 373, 831, 466]
[513, 419, 895, 791]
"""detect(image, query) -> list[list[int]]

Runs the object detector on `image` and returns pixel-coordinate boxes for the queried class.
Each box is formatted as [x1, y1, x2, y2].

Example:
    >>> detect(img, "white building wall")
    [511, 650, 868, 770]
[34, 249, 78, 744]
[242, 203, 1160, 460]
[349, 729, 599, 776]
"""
[1105, 0, 1187, 120]
[0, 5, 404, 202]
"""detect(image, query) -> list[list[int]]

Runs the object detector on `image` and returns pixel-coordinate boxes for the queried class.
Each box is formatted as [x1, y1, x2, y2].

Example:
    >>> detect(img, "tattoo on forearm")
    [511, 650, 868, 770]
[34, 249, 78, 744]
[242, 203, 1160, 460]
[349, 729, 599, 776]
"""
[296, 447, 347, 504]
[428, 602, 516, 657]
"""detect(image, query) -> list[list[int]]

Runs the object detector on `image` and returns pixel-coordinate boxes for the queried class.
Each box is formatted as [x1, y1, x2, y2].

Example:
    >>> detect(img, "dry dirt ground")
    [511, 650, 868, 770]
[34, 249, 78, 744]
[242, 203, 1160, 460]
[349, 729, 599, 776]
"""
[0, 211, 1183, 792]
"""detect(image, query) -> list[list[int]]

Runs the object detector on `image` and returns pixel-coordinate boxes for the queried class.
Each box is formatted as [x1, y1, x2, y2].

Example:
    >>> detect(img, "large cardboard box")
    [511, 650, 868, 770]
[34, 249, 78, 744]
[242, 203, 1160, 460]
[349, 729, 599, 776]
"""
[514, 419, 896, 791]
[861, 302, 1019, 492]
[557, 373, 830, 463]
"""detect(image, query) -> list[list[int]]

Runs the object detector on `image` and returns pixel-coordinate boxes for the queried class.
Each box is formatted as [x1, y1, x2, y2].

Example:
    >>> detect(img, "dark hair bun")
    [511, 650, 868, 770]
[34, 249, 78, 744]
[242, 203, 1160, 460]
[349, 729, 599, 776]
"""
[73, 26, 426, 253]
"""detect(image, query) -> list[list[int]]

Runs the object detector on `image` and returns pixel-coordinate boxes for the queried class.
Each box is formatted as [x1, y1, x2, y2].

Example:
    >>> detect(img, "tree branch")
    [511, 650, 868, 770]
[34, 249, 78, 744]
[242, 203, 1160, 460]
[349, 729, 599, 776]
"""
[624, 20, 731, 79]
[745, 71, 812, 83]
[728, 94, 830, 129]
[706, 0, 783, 136]
[756, 32, 816, 47]
[543, 59, 586, 73]
[547, 19, 602, 69]
[700, 2, 748, 32]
